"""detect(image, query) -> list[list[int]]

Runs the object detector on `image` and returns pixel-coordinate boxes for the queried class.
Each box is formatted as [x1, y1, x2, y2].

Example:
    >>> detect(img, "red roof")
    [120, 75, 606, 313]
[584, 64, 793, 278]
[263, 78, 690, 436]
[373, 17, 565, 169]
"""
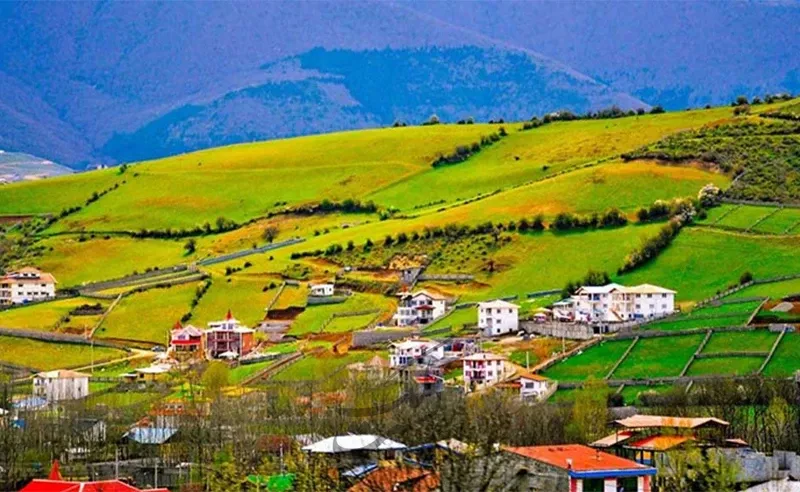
[626, 434, 693, 451]
[19, 479, 169, 492]
[504, 444, 649, 472]
[417, 305, 435, 311]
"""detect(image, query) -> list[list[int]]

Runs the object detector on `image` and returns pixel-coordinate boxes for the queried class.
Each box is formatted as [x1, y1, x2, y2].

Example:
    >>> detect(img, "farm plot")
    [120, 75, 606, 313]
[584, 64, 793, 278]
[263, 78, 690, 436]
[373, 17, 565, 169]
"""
[643, 301, 762, 331]
[697, 204, 738, 225]
[324, 313, 379, 334]
[0, 297, 108, 332]
[702, 330, 778, 354]
[612, 334, 705, 379]
[190, 274, 273, 328]
[728, 278, 800, 301]
[288, 293, 395, 336]
[685, 357, 764, 377]
[752, 208, 800, 235]
[0, 335, 127, 371]
[270, 351, 371, 382]
[96, 282, 200, 344]
[270, 284, 309, 310]
[541, 339, 633, 382]
[763, 333, 800, 377]
[716, 205, 778, 230]
[618, 228, 800, 301]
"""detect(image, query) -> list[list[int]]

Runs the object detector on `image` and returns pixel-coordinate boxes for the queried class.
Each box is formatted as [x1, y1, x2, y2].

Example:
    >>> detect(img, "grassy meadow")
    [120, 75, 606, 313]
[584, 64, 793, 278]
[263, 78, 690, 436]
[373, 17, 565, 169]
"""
[612, 334, 704, 379]
[288, 293, 395, 336]
[541, 339, 632, 382]
[763, 333, 800, 377]
[728, 277, 800, 300]
[0, 297, 107, 332]
[702, 330, 778, 353]
[0, 335, 127, 371]
[190, 274, 273, 328]
[685, 357, 764, 377]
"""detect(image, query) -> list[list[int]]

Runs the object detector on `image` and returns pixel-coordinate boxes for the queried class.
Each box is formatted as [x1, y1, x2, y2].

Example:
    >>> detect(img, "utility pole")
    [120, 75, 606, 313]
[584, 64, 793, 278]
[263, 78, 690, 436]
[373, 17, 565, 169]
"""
[115, 447, 119, 479]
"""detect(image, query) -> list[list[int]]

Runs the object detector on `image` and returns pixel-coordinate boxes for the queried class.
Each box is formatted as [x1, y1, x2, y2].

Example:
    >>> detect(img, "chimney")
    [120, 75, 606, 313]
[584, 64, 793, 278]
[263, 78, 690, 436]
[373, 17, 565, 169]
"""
[566, 458, 573, 470]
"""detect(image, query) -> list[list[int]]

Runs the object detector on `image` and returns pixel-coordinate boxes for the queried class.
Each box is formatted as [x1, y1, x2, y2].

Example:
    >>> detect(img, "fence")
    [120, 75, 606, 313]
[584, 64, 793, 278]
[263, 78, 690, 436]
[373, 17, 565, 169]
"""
[79, 265, 189, 292]
[418, 273, 474, 281]
[526, 289, 561, 299]
[196, 237, 305, 266]
[720, 198, 800, 209]
[521, 321, 597, 340]
[351, 328, 420, 347]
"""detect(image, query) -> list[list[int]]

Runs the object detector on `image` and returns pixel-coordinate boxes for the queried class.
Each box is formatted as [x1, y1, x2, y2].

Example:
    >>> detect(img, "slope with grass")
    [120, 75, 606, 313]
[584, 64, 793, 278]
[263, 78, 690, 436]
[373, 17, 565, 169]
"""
[0, 297, 108, 332]
[0, 335, 127, 371]
[728, 277, 800, 300]
[618, 228, 800, 301]
[541, 339, 633, 382]
[685, 357, 764, 377]
[189, 274, 274, 328]
[288, 293, 395, 336]
[702, 330, 778, 354]
[95, 282, 200, 345]
[612, 334, 704, 379]
[763, 333, 800, 377]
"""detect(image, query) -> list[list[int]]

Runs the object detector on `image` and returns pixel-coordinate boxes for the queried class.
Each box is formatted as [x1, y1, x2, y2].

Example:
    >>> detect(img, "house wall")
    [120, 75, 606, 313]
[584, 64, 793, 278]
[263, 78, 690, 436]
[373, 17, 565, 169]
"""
[479, 306, 519, 336]
[0, 281, 56, 305]
[34, 377, 89, 401]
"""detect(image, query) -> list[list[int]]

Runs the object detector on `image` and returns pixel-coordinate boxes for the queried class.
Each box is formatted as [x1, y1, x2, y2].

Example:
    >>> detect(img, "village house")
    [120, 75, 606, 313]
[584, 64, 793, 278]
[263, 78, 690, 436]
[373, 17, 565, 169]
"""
[33, 369, 90, 402]
[393, 290, 447, 327]
[205, 310, 255, 359]
[388, 339, 443, 369]
[478, 299, 519, 337]
[497, 369, 557, 401]
[169, 321, 204, 355]
[0, 267, 56, 305]
[462, 352, 508, 392]
[500, 444, 657, 491]
[571, 283, 676, 323]
[309, 282, 335, 297]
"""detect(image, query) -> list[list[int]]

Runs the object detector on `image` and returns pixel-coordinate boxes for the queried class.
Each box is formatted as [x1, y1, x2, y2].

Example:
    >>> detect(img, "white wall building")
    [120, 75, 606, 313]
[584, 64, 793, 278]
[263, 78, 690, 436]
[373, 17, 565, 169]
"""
[463, 352, 508, 392]
[571, 283, 676, 323]
[393, 290, 447, 327]
[389, 339, 443, 368]
[501, 371, 556, 401]
[310, 283, 334, 297]
[478, 300, 519, 337]
[0, 267, 56, 305]
[33, 370, 90, 402]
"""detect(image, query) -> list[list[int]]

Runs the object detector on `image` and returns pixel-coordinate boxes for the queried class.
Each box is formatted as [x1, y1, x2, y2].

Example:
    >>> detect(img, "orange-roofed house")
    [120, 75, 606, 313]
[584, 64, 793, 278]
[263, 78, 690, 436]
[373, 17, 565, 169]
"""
[497, 369, 557, 401]
[19, 479, 170, 492]
[502, 444, 656, 491]
[0, 267, 56, 305]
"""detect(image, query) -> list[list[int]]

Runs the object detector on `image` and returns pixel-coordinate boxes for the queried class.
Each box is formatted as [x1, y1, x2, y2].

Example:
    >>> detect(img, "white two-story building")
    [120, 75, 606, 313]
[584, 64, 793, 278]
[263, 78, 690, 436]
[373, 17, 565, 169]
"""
[463, 352, 508, 392]
[388, 339, 444, 368]
[33, 370, 90, 402]
[571, 283, 676, 323]
[393, 290, 447, 327]
[0, 267, 57, 305]
[478, 300, 520, 337]
[309, 282, 334, 297]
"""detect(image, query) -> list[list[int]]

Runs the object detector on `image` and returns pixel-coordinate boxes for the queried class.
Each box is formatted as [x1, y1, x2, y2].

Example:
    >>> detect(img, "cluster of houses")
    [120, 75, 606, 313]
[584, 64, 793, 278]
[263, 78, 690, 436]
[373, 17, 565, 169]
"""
[0, 267, 57, 305]
[169, 310, 255, 360]
[391, 283, 677, 337]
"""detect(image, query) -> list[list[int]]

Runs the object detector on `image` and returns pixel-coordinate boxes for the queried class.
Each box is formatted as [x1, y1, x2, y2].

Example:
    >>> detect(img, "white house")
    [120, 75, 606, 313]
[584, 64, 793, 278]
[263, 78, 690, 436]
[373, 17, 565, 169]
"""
[478, 300, 519, 337]
[499, 370, 556, 401]
[310, 282, 334, 297]
[388, 339, 443, 368]
[571, 283, 676, 323]
[33, 370, 90, 402]
[0, 267, 56, 305]
[463, 352, 508, 392]
[393, 290, 447, 327]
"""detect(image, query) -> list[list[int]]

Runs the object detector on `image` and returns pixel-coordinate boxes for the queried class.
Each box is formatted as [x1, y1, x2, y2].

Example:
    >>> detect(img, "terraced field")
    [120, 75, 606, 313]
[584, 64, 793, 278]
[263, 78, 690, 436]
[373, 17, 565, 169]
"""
[702, 330, 778, 353]
[643, 300, 762, 331]
[752, 208, 800, 234]
[728, 277, 800, 300]
[542, 339, 633, 382]
[763, 333, 800, 377]
[685, 357, 763, 376]
[612, 334, 704, 379]
[716, 206, 777, 230]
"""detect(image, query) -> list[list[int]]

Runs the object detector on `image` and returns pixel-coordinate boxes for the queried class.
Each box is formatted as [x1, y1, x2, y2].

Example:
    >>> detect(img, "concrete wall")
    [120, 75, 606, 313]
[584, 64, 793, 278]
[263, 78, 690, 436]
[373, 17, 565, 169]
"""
[521, 321, 596, 340]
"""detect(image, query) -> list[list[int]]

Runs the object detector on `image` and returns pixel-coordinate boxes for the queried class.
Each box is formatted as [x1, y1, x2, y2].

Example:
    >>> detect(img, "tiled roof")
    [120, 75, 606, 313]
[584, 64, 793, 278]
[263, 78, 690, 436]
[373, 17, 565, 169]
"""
[591, 431, 636, 448]
[614, 415, 729, 429]
[504, 444, 651, 473]
[478, 300, 520, 309]
[626, 434, 693, 451]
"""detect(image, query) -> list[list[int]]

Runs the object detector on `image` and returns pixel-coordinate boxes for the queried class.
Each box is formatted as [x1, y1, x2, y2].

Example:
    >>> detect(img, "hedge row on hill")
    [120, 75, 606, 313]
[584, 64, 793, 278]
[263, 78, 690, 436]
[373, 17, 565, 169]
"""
[431, 128, 507, 168]
[622, 120, 800, 204]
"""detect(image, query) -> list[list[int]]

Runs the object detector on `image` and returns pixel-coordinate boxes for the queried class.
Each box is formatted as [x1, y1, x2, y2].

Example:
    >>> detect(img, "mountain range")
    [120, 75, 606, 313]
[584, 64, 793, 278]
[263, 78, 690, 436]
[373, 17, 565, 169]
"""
[0, 0, 798, 168]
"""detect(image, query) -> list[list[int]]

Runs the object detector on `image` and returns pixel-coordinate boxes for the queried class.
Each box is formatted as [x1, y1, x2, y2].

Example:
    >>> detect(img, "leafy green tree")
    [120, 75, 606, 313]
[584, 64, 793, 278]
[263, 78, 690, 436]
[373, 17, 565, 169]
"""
[262, 225, 279, 243]
[202, 361, 230, 400]
[567, 377, 609, 442]
[184, 238, 196, 255]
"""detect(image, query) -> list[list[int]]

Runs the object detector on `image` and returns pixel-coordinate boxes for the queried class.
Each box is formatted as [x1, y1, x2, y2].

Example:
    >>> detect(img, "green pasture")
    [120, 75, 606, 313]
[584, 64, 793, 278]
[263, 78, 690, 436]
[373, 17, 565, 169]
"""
[288, 293, 395, 335]
[702, 330, 778, 354]
[612, 334, 704, 379]
[728, 277, 800, 300]
[618, 384, 674, 405]
[96, 282, 199, 344]
[0, 297, 108, 332]
[323, 313, 379, 334]
[698, 204, 738, 225]
[271, 351, 371, 382]
[190, 274, 273, 328]
[752, 208, 800, 234]
[619, 228, 800, 301]
[0, 335, 127, 371]
[685, 357, 764, 377]
[763, 333, 800, 377]
[541, 339, 633, 382]
[229, 360, 276, 385]
[716, 205, 777, 230]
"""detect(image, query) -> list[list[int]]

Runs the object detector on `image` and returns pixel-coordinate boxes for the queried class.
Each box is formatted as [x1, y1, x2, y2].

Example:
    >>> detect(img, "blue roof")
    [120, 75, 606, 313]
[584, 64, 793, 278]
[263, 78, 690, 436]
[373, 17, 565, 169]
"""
[569, 467, 657, 479]
[124, 426, 178, 444]
[341, 462, 378, 478]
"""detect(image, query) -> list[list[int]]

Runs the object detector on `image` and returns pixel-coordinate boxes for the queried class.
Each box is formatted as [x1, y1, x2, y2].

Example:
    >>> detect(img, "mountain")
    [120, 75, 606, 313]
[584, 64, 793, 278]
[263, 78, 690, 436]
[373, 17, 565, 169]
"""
[0, 0, 798, 168]
[102, 46, 644, 163]
[403, 0, 800, 110]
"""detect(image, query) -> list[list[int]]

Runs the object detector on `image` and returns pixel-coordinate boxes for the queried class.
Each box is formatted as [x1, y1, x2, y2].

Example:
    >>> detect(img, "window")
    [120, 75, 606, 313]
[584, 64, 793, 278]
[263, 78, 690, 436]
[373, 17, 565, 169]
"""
[662, 293, 667, 298]
[662, 304, 667, 309]
[618, 477, 639, 491]
[647, 294, 653, 298]
[582, 478, 604, 492]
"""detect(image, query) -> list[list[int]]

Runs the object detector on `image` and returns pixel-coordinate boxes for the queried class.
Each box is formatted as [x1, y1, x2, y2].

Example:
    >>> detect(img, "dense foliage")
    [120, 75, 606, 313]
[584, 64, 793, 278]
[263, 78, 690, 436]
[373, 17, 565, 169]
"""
[623, 120, 800, 203]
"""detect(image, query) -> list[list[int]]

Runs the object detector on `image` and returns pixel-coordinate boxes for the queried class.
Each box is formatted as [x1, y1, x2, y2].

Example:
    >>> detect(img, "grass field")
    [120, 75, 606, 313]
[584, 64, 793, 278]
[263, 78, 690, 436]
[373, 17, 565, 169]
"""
[271, 351, 371, 382]
[699, 204, 738, 225]
[190, 274, 273, 328]
[32, 236, 187, 287]
[716, 205, 777, 230]
[0, 168, 122, 215]
[703, 330, 778, 354]
[619, 384, 674, 405]
[324, 313, 379, 334]
[728, 277, 800, 300]
[229, 360, 276, 384]
[425, 307, 477, 333]
[0, 297, 107, 332]
[752, 208, 800, 234]
[85, 390, 163, 408]
[612, 334, 704, 379]
[644, 301, 762, 331]
[763, 333, 800, 377]
[619, 228, 800, 301]
[0, 335, 127, 371]
[96, 282, 199, 344]
[270, 284, 309, 310]
[288, 293, 395, 335]
[685, 357, 764, 377]
[541, 339, 633, 382]
[369, 107, 735, 211]
[5, 125, 501, 231]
